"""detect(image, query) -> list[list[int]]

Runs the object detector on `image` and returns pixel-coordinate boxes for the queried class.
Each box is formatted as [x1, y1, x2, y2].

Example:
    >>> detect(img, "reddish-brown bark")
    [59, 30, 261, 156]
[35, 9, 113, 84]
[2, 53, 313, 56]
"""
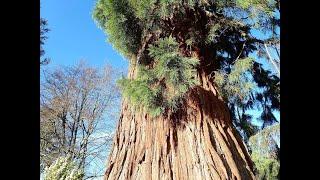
[103, 60, 255, 180]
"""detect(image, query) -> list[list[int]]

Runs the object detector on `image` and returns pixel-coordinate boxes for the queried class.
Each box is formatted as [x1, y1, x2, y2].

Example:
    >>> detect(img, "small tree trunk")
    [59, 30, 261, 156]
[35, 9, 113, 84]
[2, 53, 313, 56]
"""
[104, 60, 255, 180]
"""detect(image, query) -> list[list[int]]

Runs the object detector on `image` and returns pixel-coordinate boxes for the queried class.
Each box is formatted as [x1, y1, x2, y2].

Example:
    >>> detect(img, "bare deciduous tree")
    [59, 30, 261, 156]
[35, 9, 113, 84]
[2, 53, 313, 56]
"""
[40, 61, 120, 178]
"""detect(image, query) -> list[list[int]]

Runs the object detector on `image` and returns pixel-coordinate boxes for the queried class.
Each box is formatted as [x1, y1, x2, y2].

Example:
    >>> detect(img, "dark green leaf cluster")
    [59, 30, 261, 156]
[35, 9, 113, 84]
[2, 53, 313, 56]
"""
[236, 0, 277, 15]
[214, 57, 264, 142]
[40, 18, 50, 65]
[252, 62, 280, 128]
[93, 0, 184, 58]
[227, 61, 279, 142]
[214, 57, 255, 104]
[128, 0, 156, 20]
[231, 108, 259, 144]
[238, 0, 279, 32]
[117, 37, 199, 116]
[117, 77, 163, 116]
[93, 0, 142, 57]
[93, 0, 252, 58]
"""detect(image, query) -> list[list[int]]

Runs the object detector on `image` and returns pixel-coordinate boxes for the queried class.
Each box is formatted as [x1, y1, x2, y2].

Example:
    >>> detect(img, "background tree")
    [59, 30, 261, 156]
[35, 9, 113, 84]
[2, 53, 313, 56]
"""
[92, 0, 280, 179]
[249, 123, 280, 179]
[220, 0, 280, 140]
[40, 62, 120, 178]
[40, 17, 50, 65]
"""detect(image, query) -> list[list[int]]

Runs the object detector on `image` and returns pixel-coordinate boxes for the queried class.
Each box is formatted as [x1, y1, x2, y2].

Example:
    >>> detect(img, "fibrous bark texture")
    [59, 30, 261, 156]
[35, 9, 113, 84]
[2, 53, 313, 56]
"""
[104, 62, 255, 180]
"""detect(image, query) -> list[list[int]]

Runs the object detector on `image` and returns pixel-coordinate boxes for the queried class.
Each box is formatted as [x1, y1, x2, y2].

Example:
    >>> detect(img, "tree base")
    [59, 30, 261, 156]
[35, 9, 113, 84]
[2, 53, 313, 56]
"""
[104, 69, 254, 180]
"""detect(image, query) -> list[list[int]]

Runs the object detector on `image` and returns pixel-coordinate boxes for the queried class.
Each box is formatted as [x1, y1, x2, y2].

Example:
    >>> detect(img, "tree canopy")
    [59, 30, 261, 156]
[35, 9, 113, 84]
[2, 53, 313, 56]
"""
[93, 0, 280, 135]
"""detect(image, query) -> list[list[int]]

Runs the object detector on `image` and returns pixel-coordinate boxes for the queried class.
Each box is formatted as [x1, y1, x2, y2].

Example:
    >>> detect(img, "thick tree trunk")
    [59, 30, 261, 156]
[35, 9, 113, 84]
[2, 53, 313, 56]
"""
[104, 60, 255, 180]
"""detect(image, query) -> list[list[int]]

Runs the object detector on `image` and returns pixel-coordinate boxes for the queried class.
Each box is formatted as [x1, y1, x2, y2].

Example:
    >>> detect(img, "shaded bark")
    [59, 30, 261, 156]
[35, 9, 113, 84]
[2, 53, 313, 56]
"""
[103, 62, 255, 180]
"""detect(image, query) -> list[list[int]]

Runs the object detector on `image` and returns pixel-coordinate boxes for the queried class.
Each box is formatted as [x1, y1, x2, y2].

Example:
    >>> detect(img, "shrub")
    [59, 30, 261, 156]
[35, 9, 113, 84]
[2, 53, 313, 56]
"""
[44, 156, 84, 180]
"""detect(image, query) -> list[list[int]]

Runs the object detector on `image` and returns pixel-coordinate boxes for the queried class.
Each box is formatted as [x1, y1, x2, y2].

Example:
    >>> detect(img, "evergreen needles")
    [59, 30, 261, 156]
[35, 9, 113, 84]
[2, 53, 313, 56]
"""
[117, 37, 199, 117]
[214, 57, 255, 104]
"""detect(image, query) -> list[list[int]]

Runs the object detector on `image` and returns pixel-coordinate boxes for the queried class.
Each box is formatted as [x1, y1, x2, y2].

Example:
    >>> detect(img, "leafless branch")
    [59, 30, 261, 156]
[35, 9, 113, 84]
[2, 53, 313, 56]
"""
[40, 61, 120, 174]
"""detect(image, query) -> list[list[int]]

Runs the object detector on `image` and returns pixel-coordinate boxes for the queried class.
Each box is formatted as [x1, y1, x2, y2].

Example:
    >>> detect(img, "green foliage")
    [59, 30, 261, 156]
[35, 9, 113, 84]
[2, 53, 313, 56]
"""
[93, 0, 142, 57]
[236, 0, 276, 13]
[94, 0, 229, 57]
[214, 57, 255, 104]
[128, 0, 156, 20]
[251, 152, 280, 180]
[44, 156, 84, 180]
[206, 24, 222, 44]
[236, 0, 279, 34]
[123, 0, 222, 21]
[249, 123, 280, 158]
[117, 37, 199, 116]
[252, 62, 280, 128]
[249, 123, 280, 179]
[40, 18, 50, 65]
[233, 111, 259, 143]
[93, 0, 190, 58]
[117, 77, 163, 116]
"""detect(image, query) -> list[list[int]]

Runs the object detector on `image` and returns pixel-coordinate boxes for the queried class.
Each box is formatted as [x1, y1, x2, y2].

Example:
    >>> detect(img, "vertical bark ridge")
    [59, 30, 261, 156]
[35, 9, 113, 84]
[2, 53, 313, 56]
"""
[103, 67, 255, 180]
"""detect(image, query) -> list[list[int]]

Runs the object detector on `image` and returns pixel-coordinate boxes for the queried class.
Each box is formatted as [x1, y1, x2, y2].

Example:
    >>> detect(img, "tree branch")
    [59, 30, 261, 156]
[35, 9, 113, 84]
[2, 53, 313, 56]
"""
[264, 43, 280, 77]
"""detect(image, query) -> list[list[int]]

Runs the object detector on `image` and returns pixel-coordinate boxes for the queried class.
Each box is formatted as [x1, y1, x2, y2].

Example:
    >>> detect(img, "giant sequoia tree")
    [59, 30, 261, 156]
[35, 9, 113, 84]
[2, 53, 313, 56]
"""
[93, 0, 279, 179]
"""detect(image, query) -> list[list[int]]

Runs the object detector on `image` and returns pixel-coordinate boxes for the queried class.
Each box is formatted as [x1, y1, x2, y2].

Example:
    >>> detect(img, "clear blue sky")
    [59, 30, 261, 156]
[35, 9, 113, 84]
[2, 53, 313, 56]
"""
[41, 0, 128, 70]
